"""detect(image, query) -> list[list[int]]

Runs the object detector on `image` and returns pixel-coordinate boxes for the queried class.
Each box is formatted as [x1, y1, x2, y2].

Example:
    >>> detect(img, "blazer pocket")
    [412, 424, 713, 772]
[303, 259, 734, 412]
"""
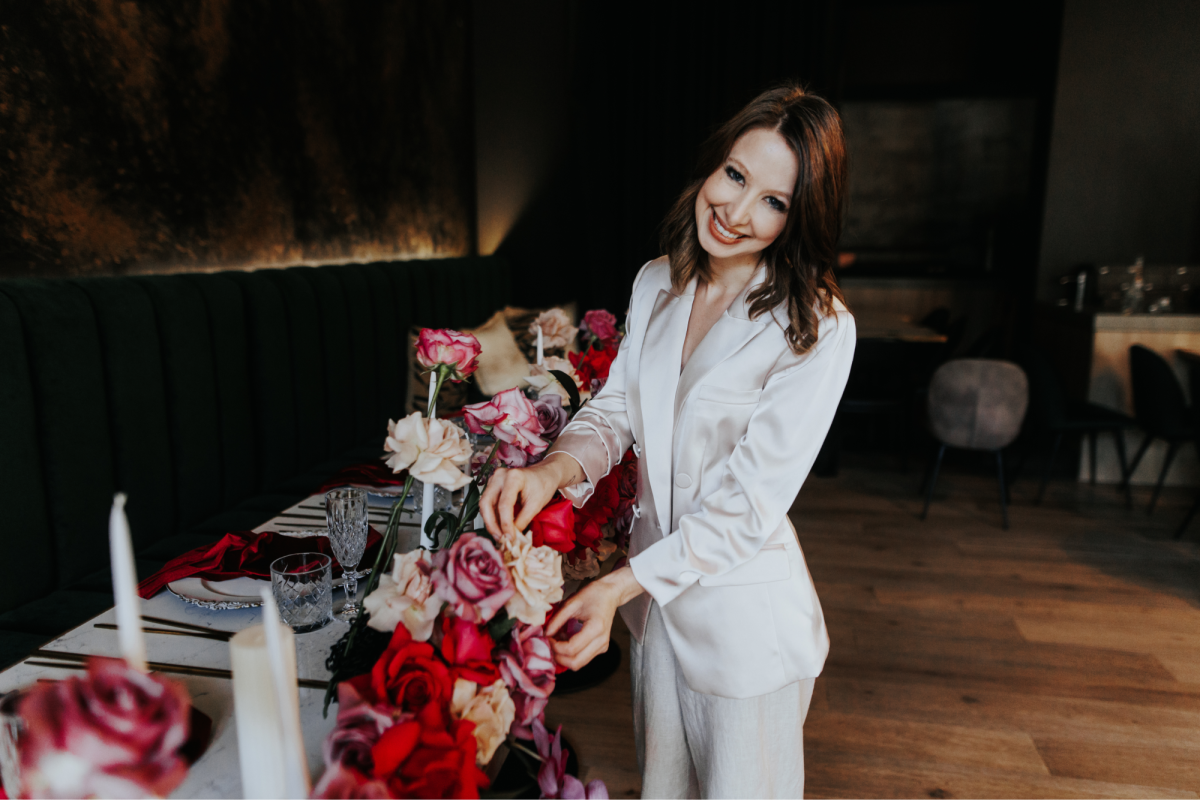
[697, 384, 763, 405]
[698, 545, 790, 587]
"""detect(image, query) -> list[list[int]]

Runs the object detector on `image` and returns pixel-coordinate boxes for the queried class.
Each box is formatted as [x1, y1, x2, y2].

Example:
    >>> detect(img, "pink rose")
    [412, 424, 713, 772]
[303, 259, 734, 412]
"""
[581, 309, 619, 343]
[432, 533, 515, 624]
[416, 328, 482, 382]
[532, 394, 569, 441]
[497, 623, 556, 738]
[17, 657, 192, 799]
[463, 388, 549, 462]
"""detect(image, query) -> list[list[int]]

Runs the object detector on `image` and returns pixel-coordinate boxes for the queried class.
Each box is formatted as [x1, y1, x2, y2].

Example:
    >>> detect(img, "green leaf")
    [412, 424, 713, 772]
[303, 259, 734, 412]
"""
[457, 483, 482, 535]
[487, 609, 517, 642]
[549, 369, 581, 416]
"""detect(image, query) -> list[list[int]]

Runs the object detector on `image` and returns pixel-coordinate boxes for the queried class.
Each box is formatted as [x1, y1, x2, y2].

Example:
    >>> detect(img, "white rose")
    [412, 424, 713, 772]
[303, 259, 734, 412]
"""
[499, 529, 564, 626]
[382, 412, 472, 490]
[362, 551, 443, 640]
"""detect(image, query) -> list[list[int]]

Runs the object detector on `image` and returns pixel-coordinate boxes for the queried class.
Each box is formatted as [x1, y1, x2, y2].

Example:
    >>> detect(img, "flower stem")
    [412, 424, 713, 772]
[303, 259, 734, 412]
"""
[507, 738, 545, 764]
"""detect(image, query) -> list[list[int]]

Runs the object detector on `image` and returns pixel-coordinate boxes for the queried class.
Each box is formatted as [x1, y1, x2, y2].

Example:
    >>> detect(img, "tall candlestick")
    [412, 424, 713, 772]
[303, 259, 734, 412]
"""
[260, 590, 310, 799]
[421, 481, 436, 548]
[231, 623, 300, 800]
[536, 323, 544, 366]
[108, 494, 146, 672]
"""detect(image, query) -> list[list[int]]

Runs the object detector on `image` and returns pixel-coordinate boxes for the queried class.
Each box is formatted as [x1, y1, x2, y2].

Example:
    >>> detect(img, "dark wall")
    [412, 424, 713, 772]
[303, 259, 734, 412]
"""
[1038, 0, 1200, 299]
[482, 0, 1061, 315]
[0, 1, 474, 278]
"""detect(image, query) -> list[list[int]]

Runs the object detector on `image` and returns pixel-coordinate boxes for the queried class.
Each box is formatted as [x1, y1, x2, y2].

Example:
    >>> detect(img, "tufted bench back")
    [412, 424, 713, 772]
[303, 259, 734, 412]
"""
[0, 257, 510, 631]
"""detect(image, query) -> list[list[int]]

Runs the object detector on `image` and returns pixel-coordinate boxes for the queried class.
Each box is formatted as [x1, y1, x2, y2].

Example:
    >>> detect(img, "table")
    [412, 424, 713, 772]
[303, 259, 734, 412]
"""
[0, 497, 425, 798]
[854, 313, 948, 343]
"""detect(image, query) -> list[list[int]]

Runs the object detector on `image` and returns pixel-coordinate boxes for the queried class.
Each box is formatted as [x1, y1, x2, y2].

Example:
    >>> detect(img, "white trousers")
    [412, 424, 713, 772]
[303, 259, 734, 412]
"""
[629, 602, 815, 799]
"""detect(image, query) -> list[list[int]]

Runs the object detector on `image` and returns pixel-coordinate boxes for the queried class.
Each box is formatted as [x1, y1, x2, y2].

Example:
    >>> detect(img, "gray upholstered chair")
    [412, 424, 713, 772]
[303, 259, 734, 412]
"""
[920, 358, 1029, 528]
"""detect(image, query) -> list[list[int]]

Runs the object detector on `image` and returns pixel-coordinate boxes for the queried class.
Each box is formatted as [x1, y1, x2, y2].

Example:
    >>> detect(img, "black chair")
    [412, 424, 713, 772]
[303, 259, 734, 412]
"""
[1124, 345, 1197, 513]
[1023, 350, 1134, 504]
[836, 339, 916, 465]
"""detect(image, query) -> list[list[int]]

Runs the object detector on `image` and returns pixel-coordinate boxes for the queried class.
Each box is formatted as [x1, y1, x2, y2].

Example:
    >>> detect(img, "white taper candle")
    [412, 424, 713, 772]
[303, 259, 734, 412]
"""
[231, 624, 293, 798]
[259, 589, 310, 799]
[421, 480, 436, 549]
[536, 323, 544, 366]
[108, 493, 147, 672]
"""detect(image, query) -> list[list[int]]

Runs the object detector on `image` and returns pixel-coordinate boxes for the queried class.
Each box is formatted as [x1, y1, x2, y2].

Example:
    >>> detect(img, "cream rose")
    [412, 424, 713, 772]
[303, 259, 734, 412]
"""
[362, 551, 443, 640]
[382, 412, 472, 490]
[450, 679, 515, 765]
[499, 529, 564, 626]
[530, 308, 578, 350]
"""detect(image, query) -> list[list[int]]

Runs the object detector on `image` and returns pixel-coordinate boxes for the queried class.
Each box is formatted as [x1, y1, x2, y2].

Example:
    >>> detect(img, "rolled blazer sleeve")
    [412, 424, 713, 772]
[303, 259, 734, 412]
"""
[629, 308, 856, 607]
[550, 262, 651, 506]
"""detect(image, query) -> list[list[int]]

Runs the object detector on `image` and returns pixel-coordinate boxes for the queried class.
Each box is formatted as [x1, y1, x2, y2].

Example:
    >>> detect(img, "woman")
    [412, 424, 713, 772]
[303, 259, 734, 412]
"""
[480, 84, 855, 798]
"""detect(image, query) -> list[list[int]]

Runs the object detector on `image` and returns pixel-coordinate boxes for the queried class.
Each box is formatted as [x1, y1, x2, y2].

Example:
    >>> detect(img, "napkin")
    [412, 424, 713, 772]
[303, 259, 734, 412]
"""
[137, 528, 383, 600]
[316, 462, 409, 495]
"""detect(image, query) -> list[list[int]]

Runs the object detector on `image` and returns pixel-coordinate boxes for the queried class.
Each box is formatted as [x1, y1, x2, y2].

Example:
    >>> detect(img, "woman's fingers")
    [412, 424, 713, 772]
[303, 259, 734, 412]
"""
[513, 478, 547, 532]
[545, 594, 583, 638]
[496, 472, 525, 537]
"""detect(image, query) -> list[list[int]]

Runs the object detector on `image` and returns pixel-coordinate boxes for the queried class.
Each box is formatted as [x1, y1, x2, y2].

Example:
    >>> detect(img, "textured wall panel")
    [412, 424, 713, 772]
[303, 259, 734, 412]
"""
[0, 1, 473, 277]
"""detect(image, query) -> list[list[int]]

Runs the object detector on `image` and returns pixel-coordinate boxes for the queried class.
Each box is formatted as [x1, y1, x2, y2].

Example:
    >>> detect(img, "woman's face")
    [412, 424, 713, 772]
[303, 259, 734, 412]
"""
[694, 127, 799, 269]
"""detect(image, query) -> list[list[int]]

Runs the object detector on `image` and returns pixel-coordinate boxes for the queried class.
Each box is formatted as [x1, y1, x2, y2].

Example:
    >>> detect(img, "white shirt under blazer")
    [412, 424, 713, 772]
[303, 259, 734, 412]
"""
[555, 257, 856, 700]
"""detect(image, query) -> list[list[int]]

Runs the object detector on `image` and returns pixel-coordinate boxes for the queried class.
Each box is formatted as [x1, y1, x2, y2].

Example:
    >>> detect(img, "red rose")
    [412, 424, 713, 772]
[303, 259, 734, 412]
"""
[361, 624, 454, 713]
[529, 496, 577, 553]
[439, 615, 500, 686]
[569, 344, 618, 393]
[618, 453, 639, 498]
[17, 657, 191, 799]
[373, 702, 489, 799]
[579, 468, 621, 526]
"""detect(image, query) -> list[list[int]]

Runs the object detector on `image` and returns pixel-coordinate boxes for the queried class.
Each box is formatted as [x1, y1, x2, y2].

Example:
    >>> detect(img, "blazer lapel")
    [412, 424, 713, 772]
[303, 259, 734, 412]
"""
[638, 286, 693, 540]
[673, 266, 771, 421]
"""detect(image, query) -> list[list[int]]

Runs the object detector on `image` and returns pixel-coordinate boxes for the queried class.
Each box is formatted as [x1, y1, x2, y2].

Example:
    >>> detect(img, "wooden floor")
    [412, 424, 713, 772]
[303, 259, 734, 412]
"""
[546, 462, 1200, 798]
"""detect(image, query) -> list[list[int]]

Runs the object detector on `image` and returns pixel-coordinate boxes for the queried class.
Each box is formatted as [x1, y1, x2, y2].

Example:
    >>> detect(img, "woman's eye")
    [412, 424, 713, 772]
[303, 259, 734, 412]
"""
[725, 166, 744, 184]
[766, 197, 787, 213]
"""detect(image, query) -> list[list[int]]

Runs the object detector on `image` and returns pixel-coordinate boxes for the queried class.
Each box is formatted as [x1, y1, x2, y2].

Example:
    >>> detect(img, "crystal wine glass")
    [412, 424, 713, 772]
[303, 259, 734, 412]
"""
[325, 488, 368, 621]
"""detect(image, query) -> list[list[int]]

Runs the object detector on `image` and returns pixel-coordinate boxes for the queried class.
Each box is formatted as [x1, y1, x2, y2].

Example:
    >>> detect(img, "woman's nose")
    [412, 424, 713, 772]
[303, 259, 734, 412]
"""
[725, 194, 753, 229]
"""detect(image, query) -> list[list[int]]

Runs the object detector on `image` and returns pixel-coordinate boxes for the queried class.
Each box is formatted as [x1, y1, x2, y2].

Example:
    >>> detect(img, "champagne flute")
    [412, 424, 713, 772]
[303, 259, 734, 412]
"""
[325, 488, 368, 621]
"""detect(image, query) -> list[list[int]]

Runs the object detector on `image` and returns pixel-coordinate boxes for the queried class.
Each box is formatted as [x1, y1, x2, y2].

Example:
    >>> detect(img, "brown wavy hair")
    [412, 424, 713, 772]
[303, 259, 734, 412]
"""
[659, 83, 848, 353]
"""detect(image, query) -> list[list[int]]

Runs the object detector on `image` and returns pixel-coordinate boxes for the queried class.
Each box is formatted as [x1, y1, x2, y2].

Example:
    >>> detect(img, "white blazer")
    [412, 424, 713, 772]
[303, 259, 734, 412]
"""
[554, 257, 855, 699]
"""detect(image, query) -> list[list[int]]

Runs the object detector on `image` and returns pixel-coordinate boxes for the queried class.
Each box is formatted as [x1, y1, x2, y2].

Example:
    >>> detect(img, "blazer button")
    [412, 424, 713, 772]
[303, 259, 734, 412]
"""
[675, 474, 692, 489]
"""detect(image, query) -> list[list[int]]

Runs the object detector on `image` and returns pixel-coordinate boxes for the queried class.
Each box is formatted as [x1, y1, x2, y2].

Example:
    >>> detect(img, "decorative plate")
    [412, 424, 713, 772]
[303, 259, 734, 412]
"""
[167, 576, 268, 610]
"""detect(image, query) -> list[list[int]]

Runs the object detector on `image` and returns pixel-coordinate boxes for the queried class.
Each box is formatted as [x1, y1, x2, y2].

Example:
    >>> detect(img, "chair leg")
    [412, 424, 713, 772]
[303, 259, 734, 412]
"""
[1088, 432, 1098, 485]
[996, 449, 1010, 530]
[1114, 430, 1131, 507]
[1176, 493, 1200, 539]
[1036, 433, 1062, 505]
[1148, 439, 1181, 514]
[1123, 433, 1153, 499]
[920, 444, 946, 521]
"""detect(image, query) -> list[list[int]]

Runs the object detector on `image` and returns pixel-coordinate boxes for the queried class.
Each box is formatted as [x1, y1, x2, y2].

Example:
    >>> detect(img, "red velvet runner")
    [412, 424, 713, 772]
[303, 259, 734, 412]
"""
[138, 528, 383, 600]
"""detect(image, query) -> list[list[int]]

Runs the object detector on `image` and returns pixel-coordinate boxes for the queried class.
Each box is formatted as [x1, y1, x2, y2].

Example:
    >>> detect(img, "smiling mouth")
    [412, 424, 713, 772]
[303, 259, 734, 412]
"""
[709, 209, 747, 244]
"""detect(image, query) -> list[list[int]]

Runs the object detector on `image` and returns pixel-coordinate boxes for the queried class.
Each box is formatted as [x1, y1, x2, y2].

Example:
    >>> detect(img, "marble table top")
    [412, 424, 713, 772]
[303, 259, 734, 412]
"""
[0, 495, 424, 798]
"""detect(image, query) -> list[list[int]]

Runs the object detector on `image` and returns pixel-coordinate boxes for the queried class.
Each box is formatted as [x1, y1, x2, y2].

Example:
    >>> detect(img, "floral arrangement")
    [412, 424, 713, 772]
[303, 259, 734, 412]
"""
[7, 657, 193, 799]
[318, 315, 630, 799]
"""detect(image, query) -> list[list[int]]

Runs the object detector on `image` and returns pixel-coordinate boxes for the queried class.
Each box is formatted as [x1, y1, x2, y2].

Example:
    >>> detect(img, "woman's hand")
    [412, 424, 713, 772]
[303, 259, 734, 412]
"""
[546, 566, 643, 671]
[479, 453, 579, 538]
